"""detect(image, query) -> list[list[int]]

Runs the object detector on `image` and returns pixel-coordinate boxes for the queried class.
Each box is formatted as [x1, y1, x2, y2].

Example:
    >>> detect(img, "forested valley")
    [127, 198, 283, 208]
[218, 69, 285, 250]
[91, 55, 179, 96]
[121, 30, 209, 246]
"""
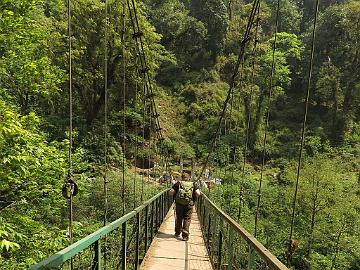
[1, 0, 360, 269]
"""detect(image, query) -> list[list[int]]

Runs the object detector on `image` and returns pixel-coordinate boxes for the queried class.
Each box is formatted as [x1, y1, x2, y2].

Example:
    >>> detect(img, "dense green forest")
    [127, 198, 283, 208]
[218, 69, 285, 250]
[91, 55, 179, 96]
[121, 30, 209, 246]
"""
[1, 0, 360, 269]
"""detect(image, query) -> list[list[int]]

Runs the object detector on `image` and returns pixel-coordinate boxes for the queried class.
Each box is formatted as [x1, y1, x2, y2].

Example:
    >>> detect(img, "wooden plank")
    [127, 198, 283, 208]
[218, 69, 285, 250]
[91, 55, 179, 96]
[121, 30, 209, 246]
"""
[141, 206, 213, 270]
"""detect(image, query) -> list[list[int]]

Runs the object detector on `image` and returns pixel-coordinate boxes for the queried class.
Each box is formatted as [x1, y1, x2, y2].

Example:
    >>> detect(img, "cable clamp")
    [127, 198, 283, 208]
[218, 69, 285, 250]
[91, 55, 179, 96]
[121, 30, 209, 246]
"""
[62, 170, 79, 199]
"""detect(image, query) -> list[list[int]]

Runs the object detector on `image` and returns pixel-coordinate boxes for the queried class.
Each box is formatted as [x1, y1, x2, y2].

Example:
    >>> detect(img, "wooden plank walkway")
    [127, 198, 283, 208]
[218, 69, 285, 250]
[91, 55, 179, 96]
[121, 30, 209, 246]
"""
[140, 206, 213, 270]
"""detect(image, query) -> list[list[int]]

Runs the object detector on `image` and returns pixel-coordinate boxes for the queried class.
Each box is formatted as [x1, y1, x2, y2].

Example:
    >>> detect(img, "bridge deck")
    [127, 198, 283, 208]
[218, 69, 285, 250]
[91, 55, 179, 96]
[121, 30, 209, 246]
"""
[141, 206, 213, 270]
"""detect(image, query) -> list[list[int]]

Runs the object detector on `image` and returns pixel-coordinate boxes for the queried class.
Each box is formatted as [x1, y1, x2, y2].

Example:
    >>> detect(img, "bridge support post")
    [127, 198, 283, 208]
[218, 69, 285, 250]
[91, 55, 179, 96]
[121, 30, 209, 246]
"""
[156, 197, 159, 230]
[161, 194, 163, 222]
[122, 222, 127, 270]
[210, 208, 218, 263]
[162, 193, 165, 221]
[150, 202, 154, 241]
[207, 214, 211, 249]
[227, 229, 235, 270]
[145, 205, 149, 252]
[135, 213, 140, 270]
[92, 239, 101, 270]
[202, 198, 206, 226]
[247, 247, 256, 270]
[217, 230, 223, 270]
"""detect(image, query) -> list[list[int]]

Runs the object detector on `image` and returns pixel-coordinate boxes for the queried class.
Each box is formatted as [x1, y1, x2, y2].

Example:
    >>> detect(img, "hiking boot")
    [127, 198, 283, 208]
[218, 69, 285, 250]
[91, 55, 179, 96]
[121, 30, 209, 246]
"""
[182, 235, 189, 241]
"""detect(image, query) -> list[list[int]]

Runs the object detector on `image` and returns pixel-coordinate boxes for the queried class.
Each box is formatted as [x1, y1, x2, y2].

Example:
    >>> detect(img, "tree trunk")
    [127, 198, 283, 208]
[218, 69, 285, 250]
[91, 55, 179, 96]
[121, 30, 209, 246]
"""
[250, 88, 266, 150]
[331, 81, 339, 145]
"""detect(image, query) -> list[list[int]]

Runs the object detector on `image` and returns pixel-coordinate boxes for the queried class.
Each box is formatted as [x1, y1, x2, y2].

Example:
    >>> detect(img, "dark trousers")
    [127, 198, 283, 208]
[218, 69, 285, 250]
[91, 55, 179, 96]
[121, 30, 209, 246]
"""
[175, 203, 193, 237]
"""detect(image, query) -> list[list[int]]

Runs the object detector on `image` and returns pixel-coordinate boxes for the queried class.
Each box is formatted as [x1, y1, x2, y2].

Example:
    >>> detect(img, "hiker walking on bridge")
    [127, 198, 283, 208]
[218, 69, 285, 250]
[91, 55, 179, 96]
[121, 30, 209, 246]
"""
[169, 173, 201, 241]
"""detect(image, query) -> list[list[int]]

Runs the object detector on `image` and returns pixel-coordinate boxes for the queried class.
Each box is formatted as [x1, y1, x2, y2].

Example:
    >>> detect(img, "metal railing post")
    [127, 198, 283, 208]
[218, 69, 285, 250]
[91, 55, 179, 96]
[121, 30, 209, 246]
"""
[92, 239, 101, 270]
[162, 193, 165, 220]
[160, 194, 163, 222]
[207, 214, 211, 248]
[210, 212, 218, 262]
[135, 213, 140, 270]
[122, 222, 127, 270]
[155, 197, 159, 230]
[202, 198, 206, 226]
[248, 246, 256, 270]
[217, 230, 223, 270]
[166, 193, 170, 211]
[145, 205, 149, 252]
[150, 202, 154, 241]
[227, 229, 235, 270]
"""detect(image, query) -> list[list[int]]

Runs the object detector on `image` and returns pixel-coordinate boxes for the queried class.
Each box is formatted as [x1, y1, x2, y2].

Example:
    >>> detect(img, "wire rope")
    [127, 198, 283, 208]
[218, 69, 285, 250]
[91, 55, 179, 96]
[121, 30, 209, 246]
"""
[237, 1, 261, 220]
[241, 10, 260, 178]
[141, 84, 147, 202]
[227, 89, 234, 185]
[148, 100, 152, 185]
[287, 0, 320, 264]
[230, 60, 244, 190]
[126, 0, 165, 188]
[121, 0, 126, 216]
[254, 0, 279, 238]
[103, 0, 109, 228]
[196, 0, 261, 186]
[125, 0, 149, 200]
[67, 0, 74, 247]
[129, 0, 163, 139]
[133, 53, 138, 209]
[103, 0, 109, 267]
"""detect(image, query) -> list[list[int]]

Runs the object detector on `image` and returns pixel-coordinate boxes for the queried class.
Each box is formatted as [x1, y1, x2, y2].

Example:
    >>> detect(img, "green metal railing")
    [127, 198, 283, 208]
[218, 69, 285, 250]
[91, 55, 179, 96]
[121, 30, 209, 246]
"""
[197, 194, 288, 270]
[29, 189, 172, 270]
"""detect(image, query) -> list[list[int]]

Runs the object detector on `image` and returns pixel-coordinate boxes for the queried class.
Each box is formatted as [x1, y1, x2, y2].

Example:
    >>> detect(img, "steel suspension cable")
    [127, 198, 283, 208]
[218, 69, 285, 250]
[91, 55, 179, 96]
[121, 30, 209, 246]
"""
[126, 0, 162, 139]
[254, 0, 280, 238]
[231, 60, 244, 188]
[237, 2, 261, 220]
[129, 0, 163, 139]
[229, 90, 235, 185]
[62, 2, 78, 268]
[126, 0, 165, 183]
[121, 0, 126, 216]
[148, 100, 152, 186]
[141, 83, 147, 202]
[241, 9, 260, 179]
[196, 0, 261, 184]
[125, 0, 155, 200]
[125, 0, 151, 195]
[288, 0, 320, 264]
[67, 0, 74, 247]
[103, 0, 109, 228]
[103, 0, 109, 267]
[223, 91, 233, 183]
[133, 54, 138, 209]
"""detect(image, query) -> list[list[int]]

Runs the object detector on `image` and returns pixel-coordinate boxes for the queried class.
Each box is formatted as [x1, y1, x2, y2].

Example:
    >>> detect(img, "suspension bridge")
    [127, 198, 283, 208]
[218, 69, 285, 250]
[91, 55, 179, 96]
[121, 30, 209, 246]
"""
[25, 0, 322, 267]
[29, 190, 289, 270]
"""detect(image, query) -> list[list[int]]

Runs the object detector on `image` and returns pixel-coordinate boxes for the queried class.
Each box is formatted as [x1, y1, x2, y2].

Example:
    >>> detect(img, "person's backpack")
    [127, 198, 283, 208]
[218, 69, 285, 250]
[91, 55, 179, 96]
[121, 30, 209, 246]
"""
[175, 181, 194, 206]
